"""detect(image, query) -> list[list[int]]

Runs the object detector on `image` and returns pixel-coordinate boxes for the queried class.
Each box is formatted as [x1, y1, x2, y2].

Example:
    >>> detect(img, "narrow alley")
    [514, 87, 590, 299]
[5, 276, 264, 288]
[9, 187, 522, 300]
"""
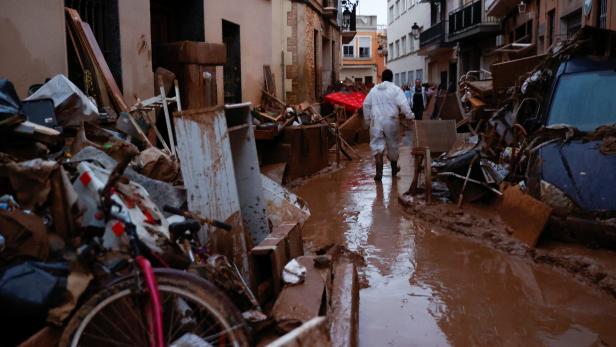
[296, 144, 616, 346]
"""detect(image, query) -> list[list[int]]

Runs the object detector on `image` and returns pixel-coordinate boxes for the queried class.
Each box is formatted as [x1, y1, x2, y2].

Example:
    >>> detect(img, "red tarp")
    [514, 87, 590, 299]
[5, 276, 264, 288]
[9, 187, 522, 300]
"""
[323, 91, 366, 112]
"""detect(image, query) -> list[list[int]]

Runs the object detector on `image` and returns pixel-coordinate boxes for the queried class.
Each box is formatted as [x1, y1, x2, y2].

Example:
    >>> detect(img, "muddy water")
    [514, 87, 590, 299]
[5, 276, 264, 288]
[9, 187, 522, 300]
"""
[294, 144, 616, 347]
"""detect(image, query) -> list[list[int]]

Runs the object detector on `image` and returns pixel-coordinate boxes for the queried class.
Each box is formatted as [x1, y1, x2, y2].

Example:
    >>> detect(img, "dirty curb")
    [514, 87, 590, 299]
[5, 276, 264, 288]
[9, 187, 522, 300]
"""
[398, 195, 616, 299]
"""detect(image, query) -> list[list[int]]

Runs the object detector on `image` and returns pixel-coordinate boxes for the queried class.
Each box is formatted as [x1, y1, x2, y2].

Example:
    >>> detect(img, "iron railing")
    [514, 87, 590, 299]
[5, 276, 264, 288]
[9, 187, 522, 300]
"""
[448, 0, 498, 38]
[420, 21, 446, 48]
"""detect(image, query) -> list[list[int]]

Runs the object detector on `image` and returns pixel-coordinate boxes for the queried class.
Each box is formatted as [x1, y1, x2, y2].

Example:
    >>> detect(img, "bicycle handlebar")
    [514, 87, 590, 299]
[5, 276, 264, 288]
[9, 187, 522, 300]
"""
[163, 205, 232, 231]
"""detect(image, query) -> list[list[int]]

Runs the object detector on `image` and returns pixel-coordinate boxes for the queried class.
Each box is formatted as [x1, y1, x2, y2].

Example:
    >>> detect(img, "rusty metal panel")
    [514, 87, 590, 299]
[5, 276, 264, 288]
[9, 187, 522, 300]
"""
[225, 103, 270, 244]
[173, 106, 250, 280]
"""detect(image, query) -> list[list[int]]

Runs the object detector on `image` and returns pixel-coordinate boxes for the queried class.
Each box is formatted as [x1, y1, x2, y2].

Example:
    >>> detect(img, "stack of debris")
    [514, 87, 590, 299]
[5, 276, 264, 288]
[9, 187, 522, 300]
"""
[0, 9, 364, 347]
[420, 27, 616, 250]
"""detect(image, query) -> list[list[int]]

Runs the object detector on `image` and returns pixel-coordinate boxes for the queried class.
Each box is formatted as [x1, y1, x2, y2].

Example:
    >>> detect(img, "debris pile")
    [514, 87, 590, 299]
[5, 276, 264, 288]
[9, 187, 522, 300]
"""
[0, 9, 364, 346]
[408, 27, 616, 251]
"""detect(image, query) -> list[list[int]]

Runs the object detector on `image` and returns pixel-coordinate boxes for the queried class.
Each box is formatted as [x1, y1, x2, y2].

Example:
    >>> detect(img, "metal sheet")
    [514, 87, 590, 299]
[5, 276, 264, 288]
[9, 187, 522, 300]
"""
[225, 103, 270, 244]
[174, 107, 250, 280]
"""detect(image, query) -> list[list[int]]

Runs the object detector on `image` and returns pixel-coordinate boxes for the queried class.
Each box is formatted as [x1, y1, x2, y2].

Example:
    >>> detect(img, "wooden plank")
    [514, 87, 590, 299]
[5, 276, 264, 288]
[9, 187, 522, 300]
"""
[491, 54, 547, 91]
[65, 8, 128, 112]
[264, 65, 276, 97]
[156, 41, 227, 65]
[266, 317, 332, 347]
[272, 256, 329, 332]
[413, 120, 457, 153]
[499, 185, 552, 248]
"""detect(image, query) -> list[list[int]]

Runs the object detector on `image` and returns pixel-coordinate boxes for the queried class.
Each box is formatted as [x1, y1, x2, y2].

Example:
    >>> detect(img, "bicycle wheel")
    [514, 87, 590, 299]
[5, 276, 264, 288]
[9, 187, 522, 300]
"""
[60, 268, 250, 347]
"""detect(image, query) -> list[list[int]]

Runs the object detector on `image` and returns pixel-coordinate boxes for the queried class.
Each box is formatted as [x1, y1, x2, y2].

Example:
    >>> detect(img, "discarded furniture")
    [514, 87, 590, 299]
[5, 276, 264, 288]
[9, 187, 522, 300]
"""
[156, 41, 226, 108]
[252, 223, 304, 302]
[281, 124, 329, 183]
[271, 256, 330, 333]
[173, 106, 251, 283]
[407, 120, 457, 203]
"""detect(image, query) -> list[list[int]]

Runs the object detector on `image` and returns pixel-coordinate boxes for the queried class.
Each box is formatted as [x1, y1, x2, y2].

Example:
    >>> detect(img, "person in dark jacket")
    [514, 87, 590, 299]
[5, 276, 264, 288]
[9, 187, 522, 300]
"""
[409, 79, 427, 120]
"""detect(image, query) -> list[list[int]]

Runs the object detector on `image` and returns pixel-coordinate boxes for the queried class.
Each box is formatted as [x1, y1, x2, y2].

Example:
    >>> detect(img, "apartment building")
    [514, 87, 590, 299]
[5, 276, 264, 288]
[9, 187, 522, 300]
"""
[271, 0, 348, 104]
[488, 0, 616, 57]
[340, 15, 386, 85]
[386, 0, 431, 87]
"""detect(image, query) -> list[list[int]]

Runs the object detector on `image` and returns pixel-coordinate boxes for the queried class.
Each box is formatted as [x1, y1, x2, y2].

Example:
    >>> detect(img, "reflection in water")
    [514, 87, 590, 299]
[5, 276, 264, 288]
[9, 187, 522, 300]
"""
[294, 145, 616, 347]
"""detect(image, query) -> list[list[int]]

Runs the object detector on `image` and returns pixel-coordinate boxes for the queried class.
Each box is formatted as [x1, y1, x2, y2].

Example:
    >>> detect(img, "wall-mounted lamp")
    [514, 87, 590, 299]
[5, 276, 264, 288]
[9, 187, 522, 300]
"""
[411, 22, 422, 39]
[518, 1, 527, 15]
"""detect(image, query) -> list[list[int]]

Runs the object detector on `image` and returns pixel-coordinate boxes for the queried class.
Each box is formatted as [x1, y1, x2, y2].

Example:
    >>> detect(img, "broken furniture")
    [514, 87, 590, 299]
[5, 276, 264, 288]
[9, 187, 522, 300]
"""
[407, 120, 457, 203]
[251, 223, 304, 303]
[156, 41, 226, 108]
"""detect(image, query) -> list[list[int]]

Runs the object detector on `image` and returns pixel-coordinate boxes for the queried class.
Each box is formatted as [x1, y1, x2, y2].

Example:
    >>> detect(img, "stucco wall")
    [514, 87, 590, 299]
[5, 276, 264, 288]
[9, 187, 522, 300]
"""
[119, 0, 153, 104]
[204, 0, 272, 105]
[0, 0, 67, 98]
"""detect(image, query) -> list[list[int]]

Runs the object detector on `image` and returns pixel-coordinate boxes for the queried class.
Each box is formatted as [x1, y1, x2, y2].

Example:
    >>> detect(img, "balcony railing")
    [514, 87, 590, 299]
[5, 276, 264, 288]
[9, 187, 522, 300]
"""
[448, 0, 499, 39]
[420, 21, 446, 48]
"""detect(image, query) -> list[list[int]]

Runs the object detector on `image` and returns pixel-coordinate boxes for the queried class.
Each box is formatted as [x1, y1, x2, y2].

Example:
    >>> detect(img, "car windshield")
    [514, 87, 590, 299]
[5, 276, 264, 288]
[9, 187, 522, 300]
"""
[547, 70, 616, 132]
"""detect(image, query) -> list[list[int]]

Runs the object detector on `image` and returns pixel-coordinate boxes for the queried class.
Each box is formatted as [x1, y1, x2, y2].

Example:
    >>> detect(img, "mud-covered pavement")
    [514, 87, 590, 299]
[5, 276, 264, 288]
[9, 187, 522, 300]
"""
[295, 144, 616, 346]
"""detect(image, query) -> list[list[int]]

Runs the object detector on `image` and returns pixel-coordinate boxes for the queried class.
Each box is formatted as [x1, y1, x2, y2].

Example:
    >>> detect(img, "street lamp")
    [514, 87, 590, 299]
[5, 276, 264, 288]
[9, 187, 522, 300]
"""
[518, 1, 527, 14]
[411, 22, 422, 39]
[343, 8, 352, 30]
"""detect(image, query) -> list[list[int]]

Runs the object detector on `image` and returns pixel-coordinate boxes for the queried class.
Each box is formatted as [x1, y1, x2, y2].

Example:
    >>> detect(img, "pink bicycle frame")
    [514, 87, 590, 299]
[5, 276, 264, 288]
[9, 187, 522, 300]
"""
[136, 255, 165, 347]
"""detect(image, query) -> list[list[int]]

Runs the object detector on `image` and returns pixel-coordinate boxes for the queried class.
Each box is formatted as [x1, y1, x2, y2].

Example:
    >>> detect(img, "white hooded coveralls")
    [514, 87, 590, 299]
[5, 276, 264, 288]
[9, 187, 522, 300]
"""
[362, 81, 414, 161]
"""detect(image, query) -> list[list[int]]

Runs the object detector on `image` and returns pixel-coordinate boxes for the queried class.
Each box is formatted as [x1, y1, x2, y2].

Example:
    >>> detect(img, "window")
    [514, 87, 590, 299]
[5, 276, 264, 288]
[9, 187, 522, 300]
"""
[409, 34, 415, 52]
[358, 37, 371, 58]
[548, 10, 555, 46]
[395, 73, 400, 86]
[365, 76, 373, 84]
[408, 71, 414, 84]
[401, 71, 407, 86]
[401, 36, 406, 56]
[598, 0, 607, 29]
[389, 5, 394, 24]
[395, 0, 400, 18]
[415, 69, 423, 82]
[388, 43, 394, 61]
[343, 44, 354, 58]
[354, 77, 363, 83]
[563, 9, 582, 39]
[395, 40, 400, 58]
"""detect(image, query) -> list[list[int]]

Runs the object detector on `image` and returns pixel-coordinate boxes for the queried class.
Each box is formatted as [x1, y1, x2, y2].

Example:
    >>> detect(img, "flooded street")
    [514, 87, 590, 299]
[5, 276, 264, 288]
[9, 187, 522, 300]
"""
[295, 144, 616, 347]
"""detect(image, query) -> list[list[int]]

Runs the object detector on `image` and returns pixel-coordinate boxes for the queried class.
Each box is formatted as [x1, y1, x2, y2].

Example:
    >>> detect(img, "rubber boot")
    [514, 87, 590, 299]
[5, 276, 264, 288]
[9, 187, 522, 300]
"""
[391, 160, 400, 177]
[374, 154, 384, 181]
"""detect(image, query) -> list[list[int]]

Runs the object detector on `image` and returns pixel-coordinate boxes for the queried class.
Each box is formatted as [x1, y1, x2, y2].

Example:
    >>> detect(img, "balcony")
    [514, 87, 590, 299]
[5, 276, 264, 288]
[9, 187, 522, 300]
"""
[448, 0, 500, 42]
[323, 0, 337, 19]
[419, 21, 454, 56]
[485, 0, 520, 17]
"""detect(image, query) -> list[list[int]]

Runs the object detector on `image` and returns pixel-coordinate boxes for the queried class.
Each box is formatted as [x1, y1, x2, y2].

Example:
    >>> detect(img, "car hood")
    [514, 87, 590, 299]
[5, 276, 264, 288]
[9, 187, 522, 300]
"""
[536, 140, 616, 213]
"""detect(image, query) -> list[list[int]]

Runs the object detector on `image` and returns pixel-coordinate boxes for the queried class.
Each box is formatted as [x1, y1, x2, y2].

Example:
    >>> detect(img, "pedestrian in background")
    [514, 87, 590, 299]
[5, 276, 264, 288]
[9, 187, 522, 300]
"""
[410, 79, 427, 120]
[363, 69, 414, 181]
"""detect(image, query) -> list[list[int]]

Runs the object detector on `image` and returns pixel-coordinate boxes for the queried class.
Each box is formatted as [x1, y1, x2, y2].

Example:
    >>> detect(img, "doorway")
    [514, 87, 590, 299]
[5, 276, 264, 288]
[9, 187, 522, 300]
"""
[150, 0, 204, 70]
[448, 61, 457, 91]
[223, 20, 242, 104]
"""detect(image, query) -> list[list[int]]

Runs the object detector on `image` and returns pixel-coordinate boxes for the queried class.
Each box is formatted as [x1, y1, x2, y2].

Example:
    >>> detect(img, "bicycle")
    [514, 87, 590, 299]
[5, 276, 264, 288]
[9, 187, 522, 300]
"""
[59, 154, 250, 347]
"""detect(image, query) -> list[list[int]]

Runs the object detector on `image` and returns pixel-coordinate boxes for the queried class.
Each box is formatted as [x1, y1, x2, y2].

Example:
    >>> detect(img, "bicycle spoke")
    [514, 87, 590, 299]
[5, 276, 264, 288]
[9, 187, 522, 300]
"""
[108, 296, 145, 343]
[82, 332, 137, 347]
[203, 324, 245, 345]
[94, 308, 136, 344]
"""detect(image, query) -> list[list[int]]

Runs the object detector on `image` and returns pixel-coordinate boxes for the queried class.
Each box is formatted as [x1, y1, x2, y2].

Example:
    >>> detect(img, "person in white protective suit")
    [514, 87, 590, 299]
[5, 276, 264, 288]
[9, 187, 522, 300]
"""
[364, 69, 414, 181]
[362, 69, 414, 181]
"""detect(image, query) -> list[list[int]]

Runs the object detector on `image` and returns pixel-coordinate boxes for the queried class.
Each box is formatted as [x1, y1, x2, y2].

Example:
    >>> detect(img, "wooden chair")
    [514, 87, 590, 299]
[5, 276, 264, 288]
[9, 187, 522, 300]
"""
[406, 120, 457, 203]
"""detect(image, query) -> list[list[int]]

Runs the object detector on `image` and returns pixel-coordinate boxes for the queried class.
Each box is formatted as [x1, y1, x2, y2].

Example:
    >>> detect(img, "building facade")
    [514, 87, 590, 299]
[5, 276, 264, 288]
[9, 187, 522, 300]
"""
[340, 15, 386, 85]
[488, 0, 616, 58]
[386, 0, 431, 87]
[271, 0, 348, 104]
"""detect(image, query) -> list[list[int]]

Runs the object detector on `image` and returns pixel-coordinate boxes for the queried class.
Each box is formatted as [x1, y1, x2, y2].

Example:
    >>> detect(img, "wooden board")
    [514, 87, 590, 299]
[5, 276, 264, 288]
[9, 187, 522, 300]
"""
[499, 185, 552, 248]
[271, 256, 329, 331]
[413, 119, 457, 153]
[491, 54, 547, 91]
[156, 41, 227, 65]
[65, 8, 128, 112]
